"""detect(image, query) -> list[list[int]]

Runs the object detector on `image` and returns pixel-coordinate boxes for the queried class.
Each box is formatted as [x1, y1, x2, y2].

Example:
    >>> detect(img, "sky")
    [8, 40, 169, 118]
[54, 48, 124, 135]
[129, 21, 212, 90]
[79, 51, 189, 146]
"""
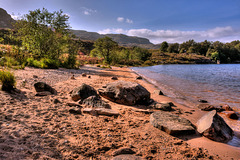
[1, 0, 240, 44]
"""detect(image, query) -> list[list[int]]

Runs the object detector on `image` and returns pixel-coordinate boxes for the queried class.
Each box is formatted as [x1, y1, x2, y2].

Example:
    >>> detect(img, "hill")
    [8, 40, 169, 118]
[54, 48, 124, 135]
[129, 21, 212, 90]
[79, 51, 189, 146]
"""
[0, 8, 15, 29]
[71, 29, 160, 49]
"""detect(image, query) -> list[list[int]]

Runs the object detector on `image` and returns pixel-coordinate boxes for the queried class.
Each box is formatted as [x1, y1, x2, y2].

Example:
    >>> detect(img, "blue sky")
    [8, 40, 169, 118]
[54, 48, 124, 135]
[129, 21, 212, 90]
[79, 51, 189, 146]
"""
[1, 0, 240, 44]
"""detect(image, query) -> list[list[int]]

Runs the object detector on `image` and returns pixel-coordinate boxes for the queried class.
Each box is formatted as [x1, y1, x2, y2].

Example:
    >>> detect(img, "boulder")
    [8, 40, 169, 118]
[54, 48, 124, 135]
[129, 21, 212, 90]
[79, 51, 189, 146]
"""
[197, 110, 234, 142]
[111, 155, 144, 160]
[34, 82, 57, 95]
[70, 83, 99, 101]
[98, 81, 151, 106]
[155, 103, 172, 111]
[150, 111, 195, 135]
[82, 96, 111, 109]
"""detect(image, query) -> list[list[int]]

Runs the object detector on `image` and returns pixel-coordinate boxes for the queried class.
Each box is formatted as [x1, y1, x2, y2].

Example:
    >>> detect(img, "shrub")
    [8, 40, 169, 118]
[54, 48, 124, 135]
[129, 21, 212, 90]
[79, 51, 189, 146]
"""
[0, 56, 19, 67]
[0, 70, 16, 91]
[143, 60, 153, 66]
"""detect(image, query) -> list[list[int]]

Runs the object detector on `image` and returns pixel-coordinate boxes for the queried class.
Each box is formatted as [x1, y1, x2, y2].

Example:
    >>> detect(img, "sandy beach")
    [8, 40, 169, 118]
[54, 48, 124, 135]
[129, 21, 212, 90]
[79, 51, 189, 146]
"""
[0, 65, 239, 159]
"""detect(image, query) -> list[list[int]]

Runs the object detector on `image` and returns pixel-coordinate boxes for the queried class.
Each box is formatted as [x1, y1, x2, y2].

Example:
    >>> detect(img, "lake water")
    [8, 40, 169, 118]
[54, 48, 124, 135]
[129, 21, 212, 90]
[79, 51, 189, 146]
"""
[132, 64, 240, 147]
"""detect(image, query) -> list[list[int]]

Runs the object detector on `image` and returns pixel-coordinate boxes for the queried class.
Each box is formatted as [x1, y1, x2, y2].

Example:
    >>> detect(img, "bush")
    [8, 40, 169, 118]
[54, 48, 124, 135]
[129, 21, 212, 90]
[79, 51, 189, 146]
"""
[0, 56, 19, 67]
[143, 60, 153, 66]
[26, 58, 59, 69]
[0, 70, 16, 91]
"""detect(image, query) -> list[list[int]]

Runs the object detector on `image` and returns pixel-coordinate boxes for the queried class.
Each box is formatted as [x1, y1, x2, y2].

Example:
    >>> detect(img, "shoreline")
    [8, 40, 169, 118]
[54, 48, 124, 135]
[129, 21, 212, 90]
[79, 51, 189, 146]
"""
[0, 65, 239, 159]
[129, 66, 240, 157]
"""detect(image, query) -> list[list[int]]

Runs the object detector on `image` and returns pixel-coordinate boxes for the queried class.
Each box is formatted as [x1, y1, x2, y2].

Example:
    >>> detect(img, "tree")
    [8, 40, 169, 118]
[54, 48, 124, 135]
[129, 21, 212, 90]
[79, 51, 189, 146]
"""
[14, 8, 70, 60]
[160, 41, 168, 52]
[93, 37, 118, 64]
[132, 47, 152, 61]
[167, 43, 179, 53]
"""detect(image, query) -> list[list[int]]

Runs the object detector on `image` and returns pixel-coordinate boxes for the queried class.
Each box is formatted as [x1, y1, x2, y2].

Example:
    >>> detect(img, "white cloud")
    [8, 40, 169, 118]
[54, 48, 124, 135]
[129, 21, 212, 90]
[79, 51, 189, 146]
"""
[98, 26, 240, 44]
[82, 7, 97, 16]
[117, 17, 133, 24]
[117, 17, 124, 22]
[126, 18, 133, 24]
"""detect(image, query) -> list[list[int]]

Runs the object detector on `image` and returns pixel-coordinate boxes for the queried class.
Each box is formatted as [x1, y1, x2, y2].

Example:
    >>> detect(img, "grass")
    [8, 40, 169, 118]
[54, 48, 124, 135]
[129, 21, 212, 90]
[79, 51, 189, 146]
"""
[0, 70, 16, 91]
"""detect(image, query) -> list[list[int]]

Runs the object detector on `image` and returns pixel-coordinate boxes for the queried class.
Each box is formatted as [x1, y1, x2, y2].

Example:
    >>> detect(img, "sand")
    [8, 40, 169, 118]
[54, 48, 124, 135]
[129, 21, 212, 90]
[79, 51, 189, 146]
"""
[0, 65, 239, 159]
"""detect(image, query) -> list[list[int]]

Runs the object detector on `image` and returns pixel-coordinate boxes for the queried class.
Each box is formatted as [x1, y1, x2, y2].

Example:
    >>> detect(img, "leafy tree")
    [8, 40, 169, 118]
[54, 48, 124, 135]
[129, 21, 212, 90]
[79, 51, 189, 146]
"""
[132, 47, 152, 61]
[167, 43, 179, 53]
[160, 41, 168, 52]
[93, 37, 118, 64]
[14, 8, 70, 60]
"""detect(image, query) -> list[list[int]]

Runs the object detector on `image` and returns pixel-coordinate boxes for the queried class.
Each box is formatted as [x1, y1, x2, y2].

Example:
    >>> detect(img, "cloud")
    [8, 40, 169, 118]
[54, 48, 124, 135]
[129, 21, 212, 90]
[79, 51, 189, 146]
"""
[82, 7, 97, 16]
[126, 18, 133, 24]
[117, 17, 124, 22]
[117, 17, 133, 24]
[98, 26, 240, 44]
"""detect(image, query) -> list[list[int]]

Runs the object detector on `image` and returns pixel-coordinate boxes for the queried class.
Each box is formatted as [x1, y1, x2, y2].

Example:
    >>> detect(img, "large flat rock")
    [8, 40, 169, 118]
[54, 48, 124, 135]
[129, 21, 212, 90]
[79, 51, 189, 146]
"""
[197, 110, 234, 142]
[150, 111, 195, 135]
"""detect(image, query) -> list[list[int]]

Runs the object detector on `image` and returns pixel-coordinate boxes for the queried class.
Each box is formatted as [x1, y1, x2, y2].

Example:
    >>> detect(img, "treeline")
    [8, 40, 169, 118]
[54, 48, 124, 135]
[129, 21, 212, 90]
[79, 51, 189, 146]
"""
[160, 40, 240, 63]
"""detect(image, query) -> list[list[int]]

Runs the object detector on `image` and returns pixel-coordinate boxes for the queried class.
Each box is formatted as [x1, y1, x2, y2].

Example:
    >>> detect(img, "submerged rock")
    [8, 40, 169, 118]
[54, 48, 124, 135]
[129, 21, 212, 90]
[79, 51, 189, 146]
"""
[150, 111, 195, 135]
[197, 110, 234, 142]
[98, 81, 151, 106]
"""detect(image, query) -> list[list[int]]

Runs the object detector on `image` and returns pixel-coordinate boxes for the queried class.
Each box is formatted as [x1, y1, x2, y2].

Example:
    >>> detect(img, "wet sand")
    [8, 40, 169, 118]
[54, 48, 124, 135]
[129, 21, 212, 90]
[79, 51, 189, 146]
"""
[0, 65, 239, 159]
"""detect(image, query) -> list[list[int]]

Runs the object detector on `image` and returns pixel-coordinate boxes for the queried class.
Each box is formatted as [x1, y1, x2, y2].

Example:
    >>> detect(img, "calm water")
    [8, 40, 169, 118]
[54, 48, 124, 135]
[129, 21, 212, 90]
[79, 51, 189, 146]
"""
[132, 64, 240, 147]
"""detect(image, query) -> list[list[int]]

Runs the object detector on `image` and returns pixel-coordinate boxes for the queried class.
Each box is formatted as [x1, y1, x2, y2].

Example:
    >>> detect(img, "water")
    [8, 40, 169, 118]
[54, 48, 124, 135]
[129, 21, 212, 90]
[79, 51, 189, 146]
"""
[132, 64, 240, 147]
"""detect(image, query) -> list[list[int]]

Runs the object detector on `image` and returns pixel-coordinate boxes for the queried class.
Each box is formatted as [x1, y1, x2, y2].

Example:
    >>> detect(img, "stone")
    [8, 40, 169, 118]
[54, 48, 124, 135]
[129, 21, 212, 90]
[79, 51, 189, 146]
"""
[111, 154, 144, 160]
[70, 83, 99, 101]
[198, 99, 208, 103]
[222, 111, 239, 120]
[70, 75, 75, 80]
[153, 90, 164, 95]
[154, 103, 172, 111]
[88, 76, 91, 78]
[53, 98, 61, 104]
[150, 111, 195, 135]
[69, 108, 81, 114]
[66, 102, 82, 108]
[33, 75, 38, 78]
[82, 73, 87, 77]
[112, 147, 136, 156]
[136, 76, 143, 80]
[35, 91, 52, 96]
[197, 110, 234, 142]
[83, 108, 119, 116]
[222, 104, 233, 111]
[111, 76, 118, 80]
[34, 82, 57, 95]
[197, 104, 215, 111]
[82, 96, 111, 109]
[98, 81, 151, 106]
[95, 108, 120, 116]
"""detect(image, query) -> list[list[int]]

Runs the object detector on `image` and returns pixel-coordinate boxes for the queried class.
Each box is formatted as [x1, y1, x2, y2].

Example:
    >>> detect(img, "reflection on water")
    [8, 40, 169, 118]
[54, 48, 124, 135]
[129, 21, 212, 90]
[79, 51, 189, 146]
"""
[132, 64, 240, 147]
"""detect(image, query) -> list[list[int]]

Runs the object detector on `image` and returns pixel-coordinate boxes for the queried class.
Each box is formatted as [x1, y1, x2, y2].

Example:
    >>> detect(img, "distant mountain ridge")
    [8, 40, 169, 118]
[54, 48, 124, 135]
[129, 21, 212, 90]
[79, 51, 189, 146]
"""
[0, 8, 160, 49]
[0, 8, 15, 29]
[71, 29, 160, 49]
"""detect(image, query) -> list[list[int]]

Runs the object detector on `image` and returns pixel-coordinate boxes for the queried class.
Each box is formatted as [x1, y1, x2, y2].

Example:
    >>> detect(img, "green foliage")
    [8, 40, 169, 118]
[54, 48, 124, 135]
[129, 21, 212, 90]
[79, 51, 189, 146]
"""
[93, 37, 118, 64]
[167, 43, 179, 53]
[14, 8, 70, 60]
[0, 56, 19, 67]
[26, 57, 59, 69]
[210, 51, 220, 61]
[0, 70, 16, 91]
[132, 47, 152, 61]
[143, 60, 153, 66]
[160, 41, 169, 52]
